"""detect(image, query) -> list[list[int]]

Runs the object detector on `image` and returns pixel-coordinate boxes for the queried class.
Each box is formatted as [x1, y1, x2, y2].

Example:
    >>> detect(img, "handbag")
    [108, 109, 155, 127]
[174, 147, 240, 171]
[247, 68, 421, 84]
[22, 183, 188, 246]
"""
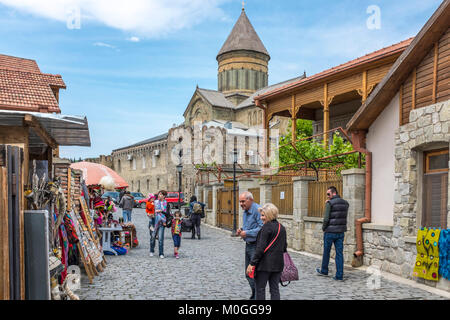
[280, 252, 299, 287]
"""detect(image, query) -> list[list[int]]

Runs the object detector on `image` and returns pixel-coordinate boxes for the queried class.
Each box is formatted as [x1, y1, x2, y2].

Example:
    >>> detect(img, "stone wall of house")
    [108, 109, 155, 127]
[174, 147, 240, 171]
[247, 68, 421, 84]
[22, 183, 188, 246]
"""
[362, 99, 450, 291]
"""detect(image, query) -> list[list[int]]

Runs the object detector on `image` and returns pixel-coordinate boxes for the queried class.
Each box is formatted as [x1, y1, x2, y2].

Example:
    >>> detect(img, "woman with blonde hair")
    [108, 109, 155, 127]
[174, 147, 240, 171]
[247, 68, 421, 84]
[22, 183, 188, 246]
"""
[246, 203, 287, 300]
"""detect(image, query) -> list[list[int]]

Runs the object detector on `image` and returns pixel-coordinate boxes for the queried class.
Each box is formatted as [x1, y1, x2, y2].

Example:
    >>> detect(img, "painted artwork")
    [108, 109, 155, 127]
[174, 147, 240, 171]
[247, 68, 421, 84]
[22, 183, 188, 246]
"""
[413, 227, 440, 281]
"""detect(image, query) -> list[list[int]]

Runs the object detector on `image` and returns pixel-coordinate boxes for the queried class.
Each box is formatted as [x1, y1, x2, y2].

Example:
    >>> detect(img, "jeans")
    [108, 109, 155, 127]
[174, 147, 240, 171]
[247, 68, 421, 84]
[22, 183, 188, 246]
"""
[123, 210, 132, 223]
[245, 242, 257, 299]
[255, 271, 282, 300]
[190, 214, 201, 238]
[320, 232, 345, 279]
[150, 226, 165, 256]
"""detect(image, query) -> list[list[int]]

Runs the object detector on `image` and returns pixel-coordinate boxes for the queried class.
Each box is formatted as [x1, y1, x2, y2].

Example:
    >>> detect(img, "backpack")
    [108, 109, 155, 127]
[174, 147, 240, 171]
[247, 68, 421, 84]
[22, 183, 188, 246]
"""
[164, 205, 173, 228]
[193, 202, 202, 214]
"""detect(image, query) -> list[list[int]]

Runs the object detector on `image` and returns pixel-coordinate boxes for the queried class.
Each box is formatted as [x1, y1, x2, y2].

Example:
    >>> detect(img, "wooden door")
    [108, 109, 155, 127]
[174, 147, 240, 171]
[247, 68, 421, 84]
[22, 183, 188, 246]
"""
[217, 188, 238, 230]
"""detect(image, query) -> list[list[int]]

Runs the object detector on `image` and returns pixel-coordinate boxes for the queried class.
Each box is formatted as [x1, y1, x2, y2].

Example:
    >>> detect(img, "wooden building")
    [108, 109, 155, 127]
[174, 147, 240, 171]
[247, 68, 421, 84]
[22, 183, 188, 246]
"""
[0, 54, 91, 299]
[345, 0, 449, 290]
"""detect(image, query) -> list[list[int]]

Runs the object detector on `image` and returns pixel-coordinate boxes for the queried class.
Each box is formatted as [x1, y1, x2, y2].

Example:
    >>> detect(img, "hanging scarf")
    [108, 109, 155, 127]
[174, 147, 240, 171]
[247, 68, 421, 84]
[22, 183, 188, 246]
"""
[413, 227, 441, 281]
[58, 225, 69, 283]
[439, 229, 450, 280]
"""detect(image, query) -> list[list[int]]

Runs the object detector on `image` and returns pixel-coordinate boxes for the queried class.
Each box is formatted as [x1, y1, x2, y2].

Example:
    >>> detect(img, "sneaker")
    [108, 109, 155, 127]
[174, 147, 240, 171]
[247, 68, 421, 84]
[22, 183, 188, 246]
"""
[149, 252, 154, 257]
[316, 268, 328, 276]
[160, 255, 164, 259]
[333, 276, 344, 281]
[175, 254, 179, 259]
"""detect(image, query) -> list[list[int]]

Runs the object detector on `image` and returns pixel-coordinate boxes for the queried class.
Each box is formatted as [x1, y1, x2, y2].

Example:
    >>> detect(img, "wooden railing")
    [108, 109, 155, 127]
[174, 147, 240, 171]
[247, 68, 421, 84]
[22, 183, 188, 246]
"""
[307, 179, 343, 217]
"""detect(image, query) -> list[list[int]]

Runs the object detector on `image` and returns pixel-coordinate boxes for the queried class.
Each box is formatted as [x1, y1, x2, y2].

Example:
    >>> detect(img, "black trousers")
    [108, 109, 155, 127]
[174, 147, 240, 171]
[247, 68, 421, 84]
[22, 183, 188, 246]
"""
[190, 214, 201, 237]
[254, 271, 282, 300]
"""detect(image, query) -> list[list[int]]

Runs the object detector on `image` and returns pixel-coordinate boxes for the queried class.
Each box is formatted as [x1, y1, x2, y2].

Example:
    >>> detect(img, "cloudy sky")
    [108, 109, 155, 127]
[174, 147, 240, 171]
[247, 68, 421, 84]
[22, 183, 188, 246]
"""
[0, 0, 443, 159]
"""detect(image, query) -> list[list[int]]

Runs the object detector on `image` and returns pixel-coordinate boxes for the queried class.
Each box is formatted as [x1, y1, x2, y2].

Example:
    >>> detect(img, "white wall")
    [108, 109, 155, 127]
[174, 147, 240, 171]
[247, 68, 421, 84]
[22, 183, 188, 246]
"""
[366, 92, 399, 226]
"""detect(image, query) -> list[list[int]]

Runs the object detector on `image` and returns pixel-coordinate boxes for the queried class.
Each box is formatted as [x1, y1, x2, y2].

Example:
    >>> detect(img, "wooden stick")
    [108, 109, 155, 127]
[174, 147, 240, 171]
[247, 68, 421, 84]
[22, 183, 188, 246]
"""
[77, 243, 93, 284]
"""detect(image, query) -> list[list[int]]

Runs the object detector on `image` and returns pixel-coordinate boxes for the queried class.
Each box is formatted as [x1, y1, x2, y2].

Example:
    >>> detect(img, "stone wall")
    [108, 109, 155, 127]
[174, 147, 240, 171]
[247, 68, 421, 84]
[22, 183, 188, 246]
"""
[362, 99, 450, 291]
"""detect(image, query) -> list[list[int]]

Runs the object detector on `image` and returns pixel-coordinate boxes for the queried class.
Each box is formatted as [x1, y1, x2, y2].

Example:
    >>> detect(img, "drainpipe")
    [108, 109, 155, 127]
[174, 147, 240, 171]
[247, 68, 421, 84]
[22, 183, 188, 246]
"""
[350, 130, 372, 265]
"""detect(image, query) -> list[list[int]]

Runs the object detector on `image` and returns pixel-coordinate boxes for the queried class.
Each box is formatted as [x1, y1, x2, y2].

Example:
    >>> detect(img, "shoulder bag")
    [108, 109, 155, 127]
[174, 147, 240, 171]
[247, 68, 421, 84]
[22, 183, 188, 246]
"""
[261, 222, 299, 287]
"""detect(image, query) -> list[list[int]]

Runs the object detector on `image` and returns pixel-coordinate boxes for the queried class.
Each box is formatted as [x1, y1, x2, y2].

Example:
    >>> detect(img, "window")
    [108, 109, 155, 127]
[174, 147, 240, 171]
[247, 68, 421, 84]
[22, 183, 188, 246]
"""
[132, 158, 136, 170]
[147, 179, 150, 191]
[422, 149, 448, 229]
[142, 156, 146, 169]
[117, 159, 121, 172]
[152, 155, 156, 168]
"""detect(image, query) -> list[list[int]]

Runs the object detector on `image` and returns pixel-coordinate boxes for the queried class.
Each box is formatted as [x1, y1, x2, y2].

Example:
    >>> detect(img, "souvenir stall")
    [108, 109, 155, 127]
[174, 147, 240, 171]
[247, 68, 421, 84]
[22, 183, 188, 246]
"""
[69, 161, 139, 255]
[24, 159, 107, 299]
[0, 111, 91, 300]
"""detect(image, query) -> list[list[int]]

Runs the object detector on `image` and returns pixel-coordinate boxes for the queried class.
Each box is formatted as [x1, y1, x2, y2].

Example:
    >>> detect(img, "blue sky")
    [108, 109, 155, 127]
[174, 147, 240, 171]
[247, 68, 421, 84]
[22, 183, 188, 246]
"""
[0, 0, 443, 159]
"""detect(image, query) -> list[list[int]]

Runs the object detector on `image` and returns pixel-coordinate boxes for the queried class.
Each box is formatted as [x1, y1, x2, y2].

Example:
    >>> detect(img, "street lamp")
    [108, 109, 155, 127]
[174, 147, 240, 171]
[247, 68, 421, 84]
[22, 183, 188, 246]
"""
[176, 163, 183, 211]
[232, 148, 238, 236]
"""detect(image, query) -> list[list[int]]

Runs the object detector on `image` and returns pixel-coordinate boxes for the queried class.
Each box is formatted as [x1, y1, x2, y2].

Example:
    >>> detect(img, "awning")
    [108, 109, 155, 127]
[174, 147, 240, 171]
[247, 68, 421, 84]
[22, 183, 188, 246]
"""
[0, 110, 91, 150]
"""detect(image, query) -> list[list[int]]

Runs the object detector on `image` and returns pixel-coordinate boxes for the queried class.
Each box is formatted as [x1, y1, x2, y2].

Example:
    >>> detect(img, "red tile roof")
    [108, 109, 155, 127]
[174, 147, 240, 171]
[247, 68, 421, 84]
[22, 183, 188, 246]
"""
[255, 38, 413, 101]
[0, 54, 65, 113]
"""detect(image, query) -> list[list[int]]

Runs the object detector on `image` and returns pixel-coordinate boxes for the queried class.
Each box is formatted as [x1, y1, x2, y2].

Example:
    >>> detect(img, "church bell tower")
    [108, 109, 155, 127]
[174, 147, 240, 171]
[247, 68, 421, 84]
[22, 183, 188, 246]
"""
[217, 8, 270, 105]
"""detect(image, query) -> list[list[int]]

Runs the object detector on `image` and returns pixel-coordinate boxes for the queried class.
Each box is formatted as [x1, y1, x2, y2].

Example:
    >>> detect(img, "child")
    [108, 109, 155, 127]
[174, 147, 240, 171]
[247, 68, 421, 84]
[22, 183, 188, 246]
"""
[171, 211, 182, 259]
[146, 194, 156, 232]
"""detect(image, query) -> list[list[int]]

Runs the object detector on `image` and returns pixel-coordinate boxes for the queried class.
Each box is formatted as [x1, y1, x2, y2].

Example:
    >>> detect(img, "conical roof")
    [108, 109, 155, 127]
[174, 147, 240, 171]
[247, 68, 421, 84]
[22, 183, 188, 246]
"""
[217, 9, 270, 59]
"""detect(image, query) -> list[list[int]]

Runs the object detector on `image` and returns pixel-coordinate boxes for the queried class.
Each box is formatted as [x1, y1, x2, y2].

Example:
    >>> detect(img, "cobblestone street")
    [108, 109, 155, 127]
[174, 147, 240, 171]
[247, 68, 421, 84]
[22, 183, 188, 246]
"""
[77, 209, 449, 300]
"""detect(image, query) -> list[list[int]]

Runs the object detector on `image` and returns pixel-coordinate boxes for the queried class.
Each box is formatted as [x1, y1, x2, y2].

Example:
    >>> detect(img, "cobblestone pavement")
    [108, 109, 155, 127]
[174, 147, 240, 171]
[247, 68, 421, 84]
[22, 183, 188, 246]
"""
[77, 208, 448, 300]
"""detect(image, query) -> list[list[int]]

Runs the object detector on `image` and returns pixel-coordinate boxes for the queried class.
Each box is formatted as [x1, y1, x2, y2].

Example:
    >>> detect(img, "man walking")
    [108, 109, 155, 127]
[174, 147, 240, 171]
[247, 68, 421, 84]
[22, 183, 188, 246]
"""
[119, 191, 134, 223]
[316, 186, 349, 281]
[189, 195, 205, 240]
[237, 191, 263, 300]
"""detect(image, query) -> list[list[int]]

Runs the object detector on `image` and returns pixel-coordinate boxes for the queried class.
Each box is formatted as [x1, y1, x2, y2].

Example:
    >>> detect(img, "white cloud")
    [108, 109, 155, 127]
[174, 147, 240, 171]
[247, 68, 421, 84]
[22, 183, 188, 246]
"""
[93, 42, 116, 49]
[127, 36, 140, 42]
[0, 0, 229, 37]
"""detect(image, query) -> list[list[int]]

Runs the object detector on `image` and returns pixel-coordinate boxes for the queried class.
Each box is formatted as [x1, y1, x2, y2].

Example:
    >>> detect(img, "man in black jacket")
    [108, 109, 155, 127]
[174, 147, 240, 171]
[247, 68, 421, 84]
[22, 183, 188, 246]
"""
[316, 186, 349, 281]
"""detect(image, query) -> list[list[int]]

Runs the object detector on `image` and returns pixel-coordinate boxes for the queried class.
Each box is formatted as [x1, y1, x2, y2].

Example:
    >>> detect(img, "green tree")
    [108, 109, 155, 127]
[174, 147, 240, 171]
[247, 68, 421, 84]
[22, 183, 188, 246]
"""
[278, 119, 363, 175]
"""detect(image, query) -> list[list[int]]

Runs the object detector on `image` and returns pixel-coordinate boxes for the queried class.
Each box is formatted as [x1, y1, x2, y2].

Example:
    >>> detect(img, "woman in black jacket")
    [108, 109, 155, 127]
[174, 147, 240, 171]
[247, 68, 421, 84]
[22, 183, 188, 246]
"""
[246, 203, 287, 300]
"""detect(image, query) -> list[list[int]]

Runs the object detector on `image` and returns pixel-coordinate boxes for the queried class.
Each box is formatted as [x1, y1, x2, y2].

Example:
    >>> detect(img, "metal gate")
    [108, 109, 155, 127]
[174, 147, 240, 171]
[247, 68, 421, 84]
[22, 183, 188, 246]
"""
[217, 187, 238, 230]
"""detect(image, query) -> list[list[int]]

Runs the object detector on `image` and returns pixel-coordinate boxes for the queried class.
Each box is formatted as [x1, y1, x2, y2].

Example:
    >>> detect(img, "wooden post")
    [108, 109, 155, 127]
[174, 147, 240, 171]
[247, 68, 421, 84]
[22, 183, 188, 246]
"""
[77, 243, 93, 284]
[361, 70, 368, 102]
[432, 42, 438, 104]
[323, 83, 330, 148]
[0, 166, 9, 300]
[291, 95, 297, 143]
[412, 68, 417, 110]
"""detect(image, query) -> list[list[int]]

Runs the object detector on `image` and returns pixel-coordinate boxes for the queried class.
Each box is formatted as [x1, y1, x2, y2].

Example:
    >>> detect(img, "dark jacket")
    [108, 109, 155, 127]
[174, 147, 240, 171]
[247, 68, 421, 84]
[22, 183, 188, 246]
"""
[323, 195, 349, 233]
[119, 195, 134, 211]
[250, 220, 287, 272]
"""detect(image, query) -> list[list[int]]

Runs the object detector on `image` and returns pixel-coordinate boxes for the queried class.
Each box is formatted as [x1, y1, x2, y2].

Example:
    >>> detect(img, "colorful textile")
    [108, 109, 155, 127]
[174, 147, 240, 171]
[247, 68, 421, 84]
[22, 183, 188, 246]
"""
[58, 225, 69, 283]
[63, 213, 79, 244]
[413, 227, 441, 281]
[171, 219, 182, 236]
[439, 229, 450, 280]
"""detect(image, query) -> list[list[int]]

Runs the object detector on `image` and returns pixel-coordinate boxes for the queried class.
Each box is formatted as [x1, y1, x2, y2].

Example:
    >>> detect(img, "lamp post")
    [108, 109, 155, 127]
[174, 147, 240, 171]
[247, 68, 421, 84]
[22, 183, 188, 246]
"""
[176, 163, 183, 211]
[232, 148, 238, 236]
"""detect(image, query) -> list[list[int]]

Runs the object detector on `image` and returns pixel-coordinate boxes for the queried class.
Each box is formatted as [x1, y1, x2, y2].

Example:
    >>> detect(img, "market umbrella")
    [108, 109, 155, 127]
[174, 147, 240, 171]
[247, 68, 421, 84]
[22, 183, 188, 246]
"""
[70, 161, 129, 189]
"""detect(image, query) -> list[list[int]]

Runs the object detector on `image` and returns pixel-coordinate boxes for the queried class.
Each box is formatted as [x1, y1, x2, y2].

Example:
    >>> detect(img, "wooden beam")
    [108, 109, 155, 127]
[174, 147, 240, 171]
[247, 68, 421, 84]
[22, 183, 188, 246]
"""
[23, 114, 57, 149]
[432, 42, 438, 104]
[399, 84, 403, 126]
[323, 83, 330, 148]
[412, 67, 417, 110]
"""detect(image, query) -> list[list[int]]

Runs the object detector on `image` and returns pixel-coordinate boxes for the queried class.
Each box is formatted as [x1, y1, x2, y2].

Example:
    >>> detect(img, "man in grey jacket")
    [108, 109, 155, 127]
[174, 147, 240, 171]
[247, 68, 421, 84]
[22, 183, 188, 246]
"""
[119, 191, 134, 223]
